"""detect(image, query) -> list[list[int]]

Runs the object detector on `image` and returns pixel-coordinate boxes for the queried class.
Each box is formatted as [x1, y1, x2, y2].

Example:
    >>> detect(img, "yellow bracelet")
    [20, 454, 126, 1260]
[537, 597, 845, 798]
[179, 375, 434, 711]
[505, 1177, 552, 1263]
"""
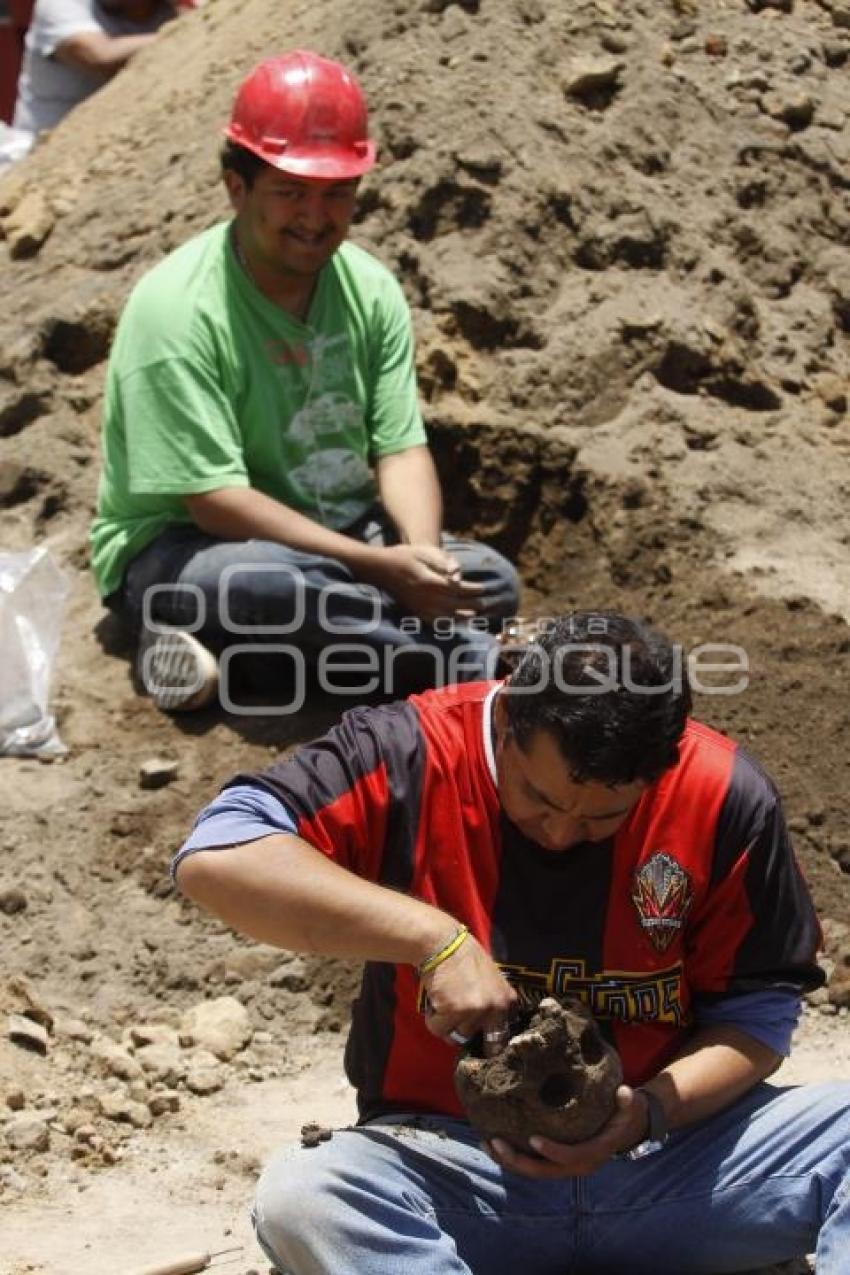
[417, 925, 469, 977]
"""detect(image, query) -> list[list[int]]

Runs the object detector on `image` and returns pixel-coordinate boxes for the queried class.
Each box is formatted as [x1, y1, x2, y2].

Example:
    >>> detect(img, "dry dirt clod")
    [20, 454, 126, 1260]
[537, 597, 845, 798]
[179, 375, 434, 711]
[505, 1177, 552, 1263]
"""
[760, 89, 815, 130]
[0, 887, 28, 915]
[562, 57, 624, 101]
[148, 1089, 181, 1117]
[5, 1115, 50, 1154]
[54, 1016, 94, 1044]
[136, 1041, 187, 1086]
[181, 996, 253, 1061]
[1, 191, 55, 260]
[454, 998, 622, 1150]
[138, 757, 180, 789]
[97, 1092, 153, 1129]
[4, 977, 54, 1032]
[185, 1049, 226, 1095]
[705, 33, 729, 56]
[8, 1013, 49, 1055]
[89, 1036, 144, 1082]
[300, 1121, 334, 1149]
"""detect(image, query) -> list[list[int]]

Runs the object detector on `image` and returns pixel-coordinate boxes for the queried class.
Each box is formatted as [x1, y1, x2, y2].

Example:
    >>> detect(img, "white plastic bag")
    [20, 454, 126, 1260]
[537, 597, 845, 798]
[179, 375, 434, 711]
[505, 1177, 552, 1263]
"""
[0, 548, 70, 757]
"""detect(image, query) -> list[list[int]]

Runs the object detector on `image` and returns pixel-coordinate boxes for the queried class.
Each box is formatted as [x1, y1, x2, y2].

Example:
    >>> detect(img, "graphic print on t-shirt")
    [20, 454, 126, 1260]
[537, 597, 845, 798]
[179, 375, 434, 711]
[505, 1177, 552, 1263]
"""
[498, 955, 688, 1027]
[631, 852, 695, 953]
[285, 332, 374, 525]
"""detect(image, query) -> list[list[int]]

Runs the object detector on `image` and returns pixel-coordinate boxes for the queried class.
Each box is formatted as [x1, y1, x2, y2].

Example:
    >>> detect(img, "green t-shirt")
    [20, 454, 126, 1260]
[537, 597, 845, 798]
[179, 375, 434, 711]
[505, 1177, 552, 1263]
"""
[90, 223, 426, 598]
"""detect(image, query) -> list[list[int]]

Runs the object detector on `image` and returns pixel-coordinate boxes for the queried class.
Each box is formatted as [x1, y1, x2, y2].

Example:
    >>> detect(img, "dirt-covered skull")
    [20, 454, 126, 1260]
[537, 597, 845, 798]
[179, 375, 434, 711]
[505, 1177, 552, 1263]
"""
[454, 996, 623, 1150]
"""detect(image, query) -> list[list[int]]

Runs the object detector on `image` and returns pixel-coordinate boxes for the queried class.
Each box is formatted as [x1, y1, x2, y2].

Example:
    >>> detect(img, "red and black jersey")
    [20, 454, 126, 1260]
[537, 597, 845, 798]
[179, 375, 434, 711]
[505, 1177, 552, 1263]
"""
[231, 681, 823, 1122]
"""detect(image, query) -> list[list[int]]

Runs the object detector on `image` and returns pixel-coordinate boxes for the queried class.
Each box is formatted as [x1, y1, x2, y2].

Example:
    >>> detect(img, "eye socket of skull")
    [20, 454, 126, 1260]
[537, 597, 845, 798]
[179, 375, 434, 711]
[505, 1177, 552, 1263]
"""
[539, 1071, 578, 1109]
[578, 1023, 605, 1065]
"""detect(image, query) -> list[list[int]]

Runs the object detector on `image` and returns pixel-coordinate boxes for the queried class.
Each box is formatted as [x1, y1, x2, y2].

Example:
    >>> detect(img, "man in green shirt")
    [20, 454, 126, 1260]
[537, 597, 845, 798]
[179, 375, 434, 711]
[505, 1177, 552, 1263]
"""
[92, 50, 519, 712]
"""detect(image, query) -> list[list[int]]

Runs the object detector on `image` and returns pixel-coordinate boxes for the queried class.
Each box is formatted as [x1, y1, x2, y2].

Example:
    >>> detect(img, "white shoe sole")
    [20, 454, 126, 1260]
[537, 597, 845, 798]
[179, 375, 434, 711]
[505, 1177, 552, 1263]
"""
[137, 631, 219, 713]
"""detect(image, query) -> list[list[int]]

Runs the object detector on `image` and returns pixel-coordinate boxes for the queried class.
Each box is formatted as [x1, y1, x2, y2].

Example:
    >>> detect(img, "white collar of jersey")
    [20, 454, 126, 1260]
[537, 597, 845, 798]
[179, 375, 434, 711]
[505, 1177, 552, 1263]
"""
[482, 685, 499, 787]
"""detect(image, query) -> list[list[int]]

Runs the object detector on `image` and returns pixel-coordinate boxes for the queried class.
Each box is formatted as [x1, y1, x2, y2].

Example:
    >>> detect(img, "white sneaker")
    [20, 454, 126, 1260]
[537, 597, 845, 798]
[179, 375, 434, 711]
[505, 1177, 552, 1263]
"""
[136, 630, 219, 713]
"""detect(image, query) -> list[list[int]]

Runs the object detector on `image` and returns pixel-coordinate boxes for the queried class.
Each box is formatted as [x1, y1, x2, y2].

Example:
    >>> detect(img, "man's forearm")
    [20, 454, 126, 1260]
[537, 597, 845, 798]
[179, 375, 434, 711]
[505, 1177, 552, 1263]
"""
[55, 31, 158, 74]
[643, 1026, 783, 1132]
[376, 446, 443, 545]
[184, 485, 385, 580]
[176, 833, 456, 968]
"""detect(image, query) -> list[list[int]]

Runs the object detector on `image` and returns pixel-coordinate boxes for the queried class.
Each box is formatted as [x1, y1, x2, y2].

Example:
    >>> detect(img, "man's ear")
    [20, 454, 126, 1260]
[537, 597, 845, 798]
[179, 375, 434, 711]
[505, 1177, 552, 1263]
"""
[223, 169, 246, 212]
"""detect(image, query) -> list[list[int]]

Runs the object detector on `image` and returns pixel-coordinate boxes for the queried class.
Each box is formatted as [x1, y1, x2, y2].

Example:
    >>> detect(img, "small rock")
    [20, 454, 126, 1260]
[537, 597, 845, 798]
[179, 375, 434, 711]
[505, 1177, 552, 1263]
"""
[55, 1017, 93, 1044]
[0, 888, 27, 915]
[300, 1121, 334, 1149]
[600, 31, 629, 54]
[98, 1092, 153, 1129]
[5, 1115, 50, 1153]
[90, 1036, 144, 1082]
[671, 19, 697, 40]
[814, 374, 847, 414]
[8, 1013, 49, 1055]
[0, 1166, 27, 1191]
[148, 1090, 181, 1117]
[822, 40, 848, 67]
[73, 1123, 98, 1144]
[6, 1088, 25, 1111]
[62, 1107, 92, 1134]
[268, 958, 308, 992]
[181, 996, 253, 1061]
[705, 33, 728, 57]
[563, 57, 624, 101]
[6, 976, 53, 1031]
[817, 105, 846, 130]
[185, 1050, 226, 1095]
[138, 757, 180, 790]
[760, 89, 814, 130]
[2, 191, 54, 260]
[136, 1042, 187, 1087]
[129, 1023, 179, 1049]
[440, 5, 468, 39]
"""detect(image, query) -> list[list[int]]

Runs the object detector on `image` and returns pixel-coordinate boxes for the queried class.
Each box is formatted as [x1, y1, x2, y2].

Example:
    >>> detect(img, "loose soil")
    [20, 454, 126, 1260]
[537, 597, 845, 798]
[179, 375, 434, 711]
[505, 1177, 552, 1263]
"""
[0, 0, 848, 1271]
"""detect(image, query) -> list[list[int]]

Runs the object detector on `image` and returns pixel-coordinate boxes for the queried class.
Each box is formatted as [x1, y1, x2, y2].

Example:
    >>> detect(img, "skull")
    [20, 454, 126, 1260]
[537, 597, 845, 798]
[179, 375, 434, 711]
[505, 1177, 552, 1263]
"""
[453, 996, 623, 1149]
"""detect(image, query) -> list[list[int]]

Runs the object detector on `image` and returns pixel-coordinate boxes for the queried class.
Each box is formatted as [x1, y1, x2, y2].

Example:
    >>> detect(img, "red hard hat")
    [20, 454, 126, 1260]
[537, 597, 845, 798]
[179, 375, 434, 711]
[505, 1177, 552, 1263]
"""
[225, 51, 377, 181]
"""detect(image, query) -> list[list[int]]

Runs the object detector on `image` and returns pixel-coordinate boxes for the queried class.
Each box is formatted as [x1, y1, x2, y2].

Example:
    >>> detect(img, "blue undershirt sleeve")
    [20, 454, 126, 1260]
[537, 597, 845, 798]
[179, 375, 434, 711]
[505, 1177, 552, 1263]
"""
[693, 988, 802, 1056]
[171, 783, 297, 881]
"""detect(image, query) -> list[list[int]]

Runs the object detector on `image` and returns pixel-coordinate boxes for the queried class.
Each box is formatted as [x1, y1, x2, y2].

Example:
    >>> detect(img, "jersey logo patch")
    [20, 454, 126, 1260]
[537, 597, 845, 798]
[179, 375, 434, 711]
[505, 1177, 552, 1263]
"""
[632, 852, 693, 952]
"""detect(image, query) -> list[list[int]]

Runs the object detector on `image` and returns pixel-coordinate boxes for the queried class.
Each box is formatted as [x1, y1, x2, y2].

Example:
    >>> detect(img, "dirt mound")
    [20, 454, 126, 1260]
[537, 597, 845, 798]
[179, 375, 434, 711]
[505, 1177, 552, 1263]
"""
[0, 0, 848, 1258]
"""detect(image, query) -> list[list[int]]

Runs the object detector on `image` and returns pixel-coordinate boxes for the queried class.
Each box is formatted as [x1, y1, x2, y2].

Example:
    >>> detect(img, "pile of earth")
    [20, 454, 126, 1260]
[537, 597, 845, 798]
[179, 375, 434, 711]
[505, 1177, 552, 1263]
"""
[0, 0, 848, 1254]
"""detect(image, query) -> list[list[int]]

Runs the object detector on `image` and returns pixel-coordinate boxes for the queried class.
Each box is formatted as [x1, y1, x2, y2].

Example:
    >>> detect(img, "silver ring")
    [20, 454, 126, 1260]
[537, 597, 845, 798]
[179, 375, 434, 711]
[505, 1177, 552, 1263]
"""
[448, 1029, 471, 1046]
[484, 1028, 509, 1044]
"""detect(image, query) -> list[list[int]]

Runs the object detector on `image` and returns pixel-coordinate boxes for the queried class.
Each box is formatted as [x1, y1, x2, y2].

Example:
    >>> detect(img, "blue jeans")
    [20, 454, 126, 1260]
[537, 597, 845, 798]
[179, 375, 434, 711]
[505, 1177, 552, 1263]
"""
[252, 1083, 850, 1274]
[115, 511, 520, 688]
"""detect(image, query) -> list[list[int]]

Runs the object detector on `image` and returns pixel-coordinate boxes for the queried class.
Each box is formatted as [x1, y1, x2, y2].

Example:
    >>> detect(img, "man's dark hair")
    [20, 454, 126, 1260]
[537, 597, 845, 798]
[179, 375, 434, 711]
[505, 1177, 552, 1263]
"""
[220, 140, 271, 189]
[503, 612, 692, 786]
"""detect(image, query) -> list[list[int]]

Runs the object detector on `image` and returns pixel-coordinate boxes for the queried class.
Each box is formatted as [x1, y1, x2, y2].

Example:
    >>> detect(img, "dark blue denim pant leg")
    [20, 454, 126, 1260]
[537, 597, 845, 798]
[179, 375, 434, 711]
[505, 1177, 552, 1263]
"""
[116, 519, 520, 689]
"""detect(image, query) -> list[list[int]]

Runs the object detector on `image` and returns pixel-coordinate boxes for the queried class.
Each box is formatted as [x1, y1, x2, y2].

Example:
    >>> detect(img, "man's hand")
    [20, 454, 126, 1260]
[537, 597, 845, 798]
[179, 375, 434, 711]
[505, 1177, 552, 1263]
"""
[420, 929, 517, 1045]
[485, 1086, 650, 1179]
[374, 544, 486, 622]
